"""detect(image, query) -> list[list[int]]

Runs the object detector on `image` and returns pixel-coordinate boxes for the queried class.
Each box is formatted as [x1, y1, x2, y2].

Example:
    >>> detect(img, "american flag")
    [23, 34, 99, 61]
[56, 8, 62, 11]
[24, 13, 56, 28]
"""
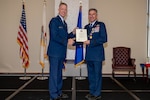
[17, 2, 29, 68]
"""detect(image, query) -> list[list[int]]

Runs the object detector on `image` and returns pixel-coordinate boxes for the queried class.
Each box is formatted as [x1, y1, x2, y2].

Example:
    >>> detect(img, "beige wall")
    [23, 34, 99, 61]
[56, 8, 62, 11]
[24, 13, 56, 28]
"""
[0, 0, 147, 75]
[89, 0, 147, 74]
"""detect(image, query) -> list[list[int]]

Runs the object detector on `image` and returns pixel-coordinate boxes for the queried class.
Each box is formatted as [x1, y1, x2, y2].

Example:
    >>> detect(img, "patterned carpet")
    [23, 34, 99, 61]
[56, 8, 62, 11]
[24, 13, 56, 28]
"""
[0, 76, 150, 100]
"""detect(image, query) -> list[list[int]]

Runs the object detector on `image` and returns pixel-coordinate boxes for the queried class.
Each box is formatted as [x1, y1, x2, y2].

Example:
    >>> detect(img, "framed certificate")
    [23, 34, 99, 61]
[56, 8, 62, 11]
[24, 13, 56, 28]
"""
[76, 29, 87, 42]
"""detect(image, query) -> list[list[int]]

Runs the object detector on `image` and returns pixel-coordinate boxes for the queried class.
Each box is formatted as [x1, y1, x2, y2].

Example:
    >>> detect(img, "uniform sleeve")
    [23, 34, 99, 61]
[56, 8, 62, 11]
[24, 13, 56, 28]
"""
[68, 32, 75, 39]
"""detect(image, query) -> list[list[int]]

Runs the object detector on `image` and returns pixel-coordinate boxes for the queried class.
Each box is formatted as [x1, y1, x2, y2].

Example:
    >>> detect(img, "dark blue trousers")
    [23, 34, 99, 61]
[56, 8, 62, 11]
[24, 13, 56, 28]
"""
[87, 61, 102, 96]
[48, 56, 64, 99]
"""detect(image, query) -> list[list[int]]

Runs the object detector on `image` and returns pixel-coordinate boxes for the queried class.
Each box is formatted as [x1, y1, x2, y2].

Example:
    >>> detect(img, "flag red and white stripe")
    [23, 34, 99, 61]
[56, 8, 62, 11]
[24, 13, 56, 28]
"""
[17, 2, 29, 68]
[39, 0, 47, 68]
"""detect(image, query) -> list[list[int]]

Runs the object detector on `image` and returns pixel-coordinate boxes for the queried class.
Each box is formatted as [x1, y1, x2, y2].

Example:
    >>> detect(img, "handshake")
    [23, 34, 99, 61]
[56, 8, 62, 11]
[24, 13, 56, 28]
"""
[68, 38, 75, 46]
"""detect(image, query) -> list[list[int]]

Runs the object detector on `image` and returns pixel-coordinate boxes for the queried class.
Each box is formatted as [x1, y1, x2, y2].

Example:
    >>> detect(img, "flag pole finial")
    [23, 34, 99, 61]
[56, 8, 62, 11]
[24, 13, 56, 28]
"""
[80, 1, 82, 6]
[43, 0, 46, 5]
[22, 0, 25, 5]
[22, 0, 25, 3]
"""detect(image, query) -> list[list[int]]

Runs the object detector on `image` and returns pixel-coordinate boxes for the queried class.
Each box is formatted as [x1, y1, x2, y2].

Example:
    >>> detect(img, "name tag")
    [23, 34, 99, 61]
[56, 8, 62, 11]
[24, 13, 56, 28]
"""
[58, 26, 63, 29]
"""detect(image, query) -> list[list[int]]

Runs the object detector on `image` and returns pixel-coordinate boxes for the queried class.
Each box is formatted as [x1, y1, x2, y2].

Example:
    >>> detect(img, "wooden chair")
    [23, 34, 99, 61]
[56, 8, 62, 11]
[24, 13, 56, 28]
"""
[112, 47, 136, 79]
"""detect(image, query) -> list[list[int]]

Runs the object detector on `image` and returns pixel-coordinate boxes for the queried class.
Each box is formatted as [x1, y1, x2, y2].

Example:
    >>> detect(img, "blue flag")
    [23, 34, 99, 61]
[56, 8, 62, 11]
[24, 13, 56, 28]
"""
[74, 5, 84, 67]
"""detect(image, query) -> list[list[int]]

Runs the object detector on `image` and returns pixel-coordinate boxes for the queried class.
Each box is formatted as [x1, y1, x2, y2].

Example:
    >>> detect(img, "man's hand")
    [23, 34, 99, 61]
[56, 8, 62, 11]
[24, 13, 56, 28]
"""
[84, 40, 90, 45]
[68, 39, 75, 45]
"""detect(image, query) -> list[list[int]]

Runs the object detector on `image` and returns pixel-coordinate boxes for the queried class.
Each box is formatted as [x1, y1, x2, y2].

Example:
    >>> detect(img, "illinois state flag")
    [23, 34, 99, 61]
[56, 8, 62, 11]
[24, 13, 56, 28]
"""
[74, 4, 84, 67]
[17, 2, 29, 68]
[39, 1, 47, 68]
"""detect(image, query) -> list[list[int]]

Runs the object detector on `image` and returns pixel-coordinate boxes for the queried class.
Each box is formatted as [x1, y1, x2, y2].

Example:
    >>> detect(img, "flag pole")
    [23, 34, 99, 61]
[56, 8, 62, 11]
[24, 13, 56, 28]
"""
[76, 64, 86, 80]
[37, 0, 48, 80]
[37, 67, 48, 80]
[19, 68, 31, 80]
[75, 0, 86, 80]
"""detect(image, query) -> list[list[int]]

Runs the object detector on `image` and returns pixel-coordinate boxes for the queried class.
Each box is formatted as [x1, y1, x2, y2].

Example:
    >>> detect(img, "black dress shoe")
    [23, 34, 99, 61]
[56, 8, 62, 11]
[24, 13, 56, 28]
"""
[85, 93, 93, 99]
[59, 93, 68, 98]
[85, 94, 101, 100]
[90, 95, 101, 100]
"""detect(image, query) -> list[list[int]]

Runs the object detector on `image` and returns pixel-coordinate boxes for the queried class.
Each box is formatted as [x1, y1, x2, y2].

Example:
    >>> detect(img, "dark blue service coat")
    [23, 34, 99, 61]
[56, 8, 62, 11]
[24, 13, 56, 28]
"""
[84, 21, 107, 61]
[47, 16, 74, 58]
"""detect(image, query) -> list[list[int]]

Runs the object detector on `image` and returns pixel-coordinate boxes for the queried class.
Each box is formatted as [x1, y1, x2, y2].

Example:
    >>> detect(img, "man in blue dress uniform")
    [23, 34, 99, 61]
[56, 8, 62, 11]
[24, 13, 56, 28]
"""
[84, 8, 107, 100]
[47, 2, 75, 100]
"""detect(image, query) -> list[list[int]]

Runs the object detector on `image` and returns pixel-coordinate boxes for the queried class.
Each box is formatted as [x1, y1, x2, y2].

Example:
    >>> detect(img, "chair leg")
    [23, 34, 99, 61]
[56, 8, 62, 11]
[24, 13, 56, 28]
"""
[112, 70, 114, 78]
[111, 71, 115, 83]
[133, 71, 136, 82]
[128, 71, 130, 77]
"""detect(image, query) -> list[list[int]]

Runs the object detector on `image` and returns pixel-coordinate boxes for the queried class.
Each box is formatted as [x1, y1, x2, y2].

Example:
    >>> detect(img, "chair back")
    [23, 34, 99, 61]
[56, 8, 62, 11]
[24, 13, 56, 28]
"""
[113, 47, 131, 66]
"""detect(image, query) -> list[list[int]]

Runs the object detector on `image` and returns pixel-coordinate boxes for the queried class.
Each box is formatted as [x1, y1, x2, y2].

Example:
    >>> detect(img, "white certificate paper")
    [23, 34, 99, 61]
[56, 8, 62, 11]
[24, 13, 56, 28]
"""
[76, 29, 87, 42]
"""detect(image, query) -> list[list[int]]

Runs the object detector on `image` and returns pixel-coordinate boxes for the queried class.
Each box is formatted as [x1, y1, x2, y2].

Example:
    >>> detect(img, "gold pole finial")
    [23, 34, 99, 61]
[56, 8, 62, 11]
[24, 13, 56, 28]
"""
[22, 0, 25, 5]
[80, 1, 82, 6]
[43, 0, 46, 4]
[22, 0, 25, 3]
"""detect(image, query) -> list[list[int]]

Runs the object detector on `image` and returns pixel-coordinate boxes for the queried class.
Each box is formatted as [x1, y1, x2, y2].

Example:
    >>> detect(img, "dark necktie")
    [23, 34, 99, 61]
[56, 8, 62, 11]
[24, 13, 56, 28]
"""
[63, 20, 67, 31]
[64, 20, 66, 25]
[89, 24, 93, 33]
[89, 24, 93, 28]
